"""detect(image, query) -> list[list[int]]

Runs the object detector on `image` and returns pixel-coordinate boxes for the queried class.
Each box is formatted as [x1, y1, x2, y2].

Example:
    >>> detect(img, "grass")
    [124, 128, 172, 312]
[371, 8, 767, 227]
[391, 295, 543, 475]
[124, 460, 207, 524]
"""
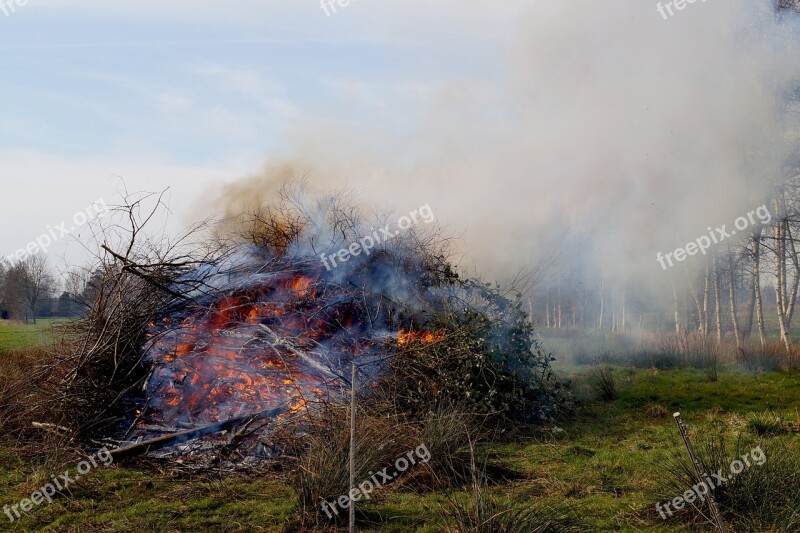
[0, 319, 65, 350]
[2, 337, 800, 531]
[588, 365, 618, 401]
[746, 409, 798, 437]
[0, 447, 296, 531]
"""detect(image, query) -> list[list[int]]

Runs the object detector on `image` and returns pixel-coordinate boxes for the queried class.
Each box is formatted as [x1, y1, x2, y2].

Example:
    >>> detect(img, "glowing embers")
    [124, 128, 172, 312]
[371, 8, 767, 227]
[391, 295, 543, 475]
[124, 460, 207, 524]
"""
[139, 271, 364, 431]
[136, 267, 440, 441]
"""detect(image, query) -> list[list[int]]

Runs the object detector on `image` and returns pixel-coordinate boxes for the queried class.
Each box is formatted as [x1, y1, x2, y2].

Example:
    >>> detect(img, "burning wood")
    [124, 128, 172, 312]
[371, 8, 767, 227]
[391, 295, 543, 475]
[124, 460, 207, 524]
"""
[29, 188, 560, 469]
[110, 406, 286, 460]
[128, 256, 425, 451]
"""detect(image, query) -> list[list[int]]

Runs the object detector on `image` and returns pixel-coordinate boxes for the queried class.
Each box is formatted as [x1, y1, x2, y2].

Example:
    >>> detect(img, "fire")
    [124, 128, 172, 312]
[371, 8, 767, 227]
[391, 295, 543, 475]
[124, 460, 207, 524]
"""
[397, 329, 444, 346]
[288, 276, 313, 297]
[137, 270, 386, 434]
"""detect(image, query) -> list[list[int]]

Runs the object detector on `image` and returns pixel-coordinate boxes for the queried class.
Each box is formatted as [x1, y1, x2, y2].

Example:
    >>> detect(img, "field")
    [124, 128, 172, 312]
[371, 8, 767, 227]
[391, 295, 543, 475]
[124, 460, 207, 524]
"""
[0, 319, 65, 351]
[1, 324, 799, 531]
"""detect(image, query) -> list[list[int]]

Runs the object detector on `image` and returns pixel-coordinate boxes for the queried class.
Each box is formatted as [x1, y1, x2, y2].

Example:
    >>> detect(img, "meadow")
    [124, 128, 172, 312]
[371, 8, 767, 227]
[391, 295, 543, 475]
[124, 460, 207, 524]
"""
[0, 319, 64, 351]
[1, 322, 798, 532]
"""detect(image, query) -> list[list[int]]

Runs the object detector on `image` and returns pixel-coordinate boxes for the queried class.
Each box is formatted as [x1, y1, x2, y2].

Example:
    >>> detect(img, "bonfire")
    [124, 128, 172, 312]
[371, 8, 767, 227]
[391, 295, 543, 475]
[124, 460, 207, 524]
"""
[7, 185, 564, 469]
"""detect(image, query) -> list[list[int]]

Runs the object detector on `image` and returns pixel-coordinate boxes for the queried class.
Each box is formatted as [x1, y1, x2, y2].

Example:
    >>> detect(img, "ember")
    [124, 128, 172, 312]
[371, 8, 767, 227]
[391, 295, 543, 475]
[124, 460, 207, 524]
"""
[128, 252, 440, 450]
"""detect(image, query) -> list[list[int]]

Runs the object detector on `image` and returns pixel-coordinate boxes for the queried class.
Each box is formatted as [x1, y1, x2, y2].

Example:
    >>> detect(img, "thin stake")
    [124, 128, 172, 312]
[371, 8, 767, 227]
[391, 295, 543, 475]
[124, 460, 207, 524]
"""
[673, 412, 726, 532]
[349, 361, 357, 533]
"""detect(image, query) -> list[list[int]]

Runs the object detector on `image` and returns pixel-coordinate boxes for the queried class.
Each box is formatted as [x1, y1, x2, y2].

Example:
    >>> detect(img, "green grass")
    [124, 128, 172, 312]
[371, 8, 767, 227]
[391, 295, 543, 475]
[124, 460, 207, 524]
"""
[0, 319, 65, 350]
[0, 447, 296, 531]
[1, 361, 799, 531]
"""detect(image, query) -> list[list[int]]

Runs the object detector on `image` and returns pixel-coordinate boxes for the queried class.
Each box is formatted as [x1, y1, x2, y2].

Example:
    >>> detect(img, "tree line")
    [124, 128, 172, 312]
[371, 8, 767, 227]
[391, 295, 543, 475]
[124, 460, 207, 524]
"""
[0, 255, 81, 323]
[538, 170, 800, 353]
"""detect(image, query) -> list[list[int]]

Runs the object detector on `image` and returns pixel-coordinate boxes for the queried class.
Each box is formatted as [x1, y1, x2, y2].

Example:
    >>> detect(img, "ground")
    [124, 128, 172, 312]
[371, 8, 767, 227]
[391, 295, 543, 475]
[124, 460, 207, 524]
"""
[1, 322, 798, 532]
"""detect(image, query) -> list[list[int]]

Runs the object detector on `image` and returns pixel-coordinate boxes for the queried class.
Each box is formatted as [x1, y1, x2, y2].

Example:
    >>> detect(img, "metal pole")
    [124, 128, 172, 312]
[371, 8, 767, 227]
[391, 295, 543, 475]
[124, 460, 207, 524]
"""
[673, 412, 726, 533]
[349, 362, 357, 533]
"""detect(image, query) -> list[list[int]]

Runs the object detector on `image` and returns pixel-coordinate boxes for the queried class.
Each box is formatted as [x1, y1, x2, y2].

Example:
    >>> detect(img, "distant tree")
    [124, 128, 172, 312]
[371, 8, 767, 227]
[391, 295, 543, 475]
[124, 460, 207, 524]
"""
[56, 291, 81, 317]
[0, 255, 56, 323]
[0, 259, 7, 319]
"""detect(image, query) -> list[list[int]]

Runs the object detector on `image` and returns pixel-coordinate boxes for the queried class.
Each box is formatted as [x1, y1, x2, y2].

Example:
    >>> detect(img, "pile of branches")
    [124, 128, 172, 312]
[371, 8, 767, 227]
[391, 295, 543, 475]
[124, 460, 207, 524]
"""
[383, 280, 570, 423]
[226, 183, 568, 424]
[3, 184, 568, 464]
[0, 193, 223, 445]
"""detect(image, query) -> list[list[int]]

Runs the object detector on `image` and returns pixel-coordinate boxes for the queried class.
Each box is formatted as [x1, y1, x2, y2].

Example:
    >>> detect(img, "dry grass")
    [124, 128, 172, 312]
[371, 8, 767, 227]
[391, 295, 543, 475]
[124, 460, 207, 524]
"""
[655, 431, 800, 531]
[439, 466, 583, 532]
[565, 330, 800, 375]
[0, 347, 51, 434]
[291, 405, 412, 527]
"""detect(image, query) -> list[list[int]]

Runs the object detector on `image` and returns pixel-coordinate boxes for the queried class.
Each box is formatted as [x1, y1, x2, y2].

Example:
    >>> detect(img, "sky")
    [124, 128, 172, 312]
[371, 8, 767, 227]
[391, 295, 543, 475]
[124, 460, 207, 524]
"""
[1, 1, 798, 293]
[0, 0, 527, 273]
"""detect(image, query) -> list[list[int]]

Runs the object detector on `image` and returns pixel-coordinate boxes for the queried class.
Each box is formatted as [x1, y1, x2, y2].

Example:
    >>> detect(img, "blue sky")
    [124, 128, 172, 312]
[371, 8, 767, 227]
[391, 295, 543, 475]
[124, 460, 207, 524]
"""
[2, 1, 786, 283]
[0, 0, 525, 270]
[0, 1, 517, 163]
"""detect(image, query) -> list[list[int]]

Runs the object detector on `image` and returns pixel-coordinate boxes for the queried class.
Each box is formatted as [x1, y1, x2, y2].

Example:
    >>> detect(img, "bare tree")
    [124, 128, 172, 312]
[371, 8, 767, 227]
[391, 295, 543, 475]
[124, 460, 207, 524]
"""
[671, 279, 681, 334]
[1, 255, 56, 323]
[0, 259, 7, 317]
[743, 232, 759, 339]
[745, 228, 768, 347]
[702, 259, 710, 335]
[712, 255, 723, 342]
[728, 249, 741, 350]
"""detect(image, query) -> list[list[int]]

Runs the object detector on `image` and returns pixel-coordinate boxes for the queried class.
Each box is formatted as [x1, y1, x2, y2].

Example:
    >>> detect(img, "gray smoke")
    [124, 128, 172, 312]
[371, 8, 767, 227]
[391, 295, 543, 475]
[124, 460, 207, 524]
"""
[209, 1, 800, 297]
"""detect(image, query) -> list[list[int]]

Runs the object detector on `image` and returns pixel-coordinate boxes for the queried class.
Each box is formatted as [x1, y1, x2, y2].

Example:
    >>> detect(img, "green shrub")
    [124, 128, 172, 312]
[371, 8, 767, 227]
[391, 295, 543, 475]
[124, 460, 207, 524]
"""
[389, 281, 570, 422]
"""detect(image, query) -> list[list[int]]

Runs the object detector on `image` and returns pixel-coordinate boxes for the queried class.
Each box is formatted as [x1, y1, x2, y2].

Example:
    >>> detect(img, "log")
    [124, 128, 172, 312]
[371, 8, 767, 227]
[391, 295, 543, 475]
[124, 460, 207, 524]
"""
[32, 422, 72, 435]
[109, 406, 286, 459]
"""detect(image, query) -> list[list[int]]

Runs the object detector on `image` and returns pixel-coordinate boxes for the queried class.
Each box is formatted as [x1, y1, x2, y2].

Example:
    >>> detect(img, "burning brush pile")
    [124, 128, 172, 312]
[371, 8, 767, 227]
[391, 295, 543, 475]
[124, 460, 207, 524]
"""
[4, 185, 568, 471]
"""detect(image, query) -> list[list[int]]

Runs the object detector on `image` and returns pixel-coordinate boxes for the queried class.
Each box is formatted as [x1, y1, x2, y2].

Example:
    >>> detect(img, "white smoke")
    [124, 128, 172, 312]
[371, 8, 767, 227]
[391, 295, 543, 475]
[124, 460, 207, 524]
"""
[211, 0, 800, 296]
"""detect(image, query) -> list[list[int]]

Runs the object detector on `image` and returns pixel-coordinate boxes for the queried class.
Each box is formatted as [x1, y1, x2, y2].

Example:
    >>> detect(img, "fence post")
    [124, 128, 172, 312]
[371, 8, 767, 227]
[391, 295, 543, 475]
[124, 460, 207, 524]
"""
[673, 412, 726, 532]
[349, 362, 357, 533]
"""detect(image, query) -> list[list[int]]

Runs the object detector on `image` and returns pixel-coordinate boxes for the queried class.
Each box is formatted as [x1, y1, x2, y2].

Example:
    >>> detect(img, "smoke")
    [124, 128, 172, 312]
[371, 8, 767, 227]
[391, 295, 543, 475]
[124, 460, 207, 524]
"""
[209, 1, 800, 295]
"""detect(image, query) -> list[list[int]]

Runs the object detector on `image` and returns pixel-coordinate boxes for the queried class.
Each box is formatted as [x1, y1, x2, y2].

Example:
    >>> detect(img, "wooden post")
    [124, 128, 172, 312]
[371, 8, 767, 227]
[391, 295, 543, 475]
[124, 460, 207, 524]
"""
[349, 362, 357, 533]
[673, 413, 726, 532]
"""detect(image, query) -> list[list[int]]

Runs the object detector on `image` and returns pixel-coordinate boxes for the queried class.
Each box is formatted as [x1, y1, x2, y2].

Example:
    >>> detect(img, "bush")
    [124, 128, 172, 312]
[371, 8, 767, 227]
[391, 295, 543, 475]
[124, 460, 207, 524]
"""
[388, 281, 570, 423]
[588, 365, 618, 402]
[655, 430, 800, 531]
[738, 342, 793, 373]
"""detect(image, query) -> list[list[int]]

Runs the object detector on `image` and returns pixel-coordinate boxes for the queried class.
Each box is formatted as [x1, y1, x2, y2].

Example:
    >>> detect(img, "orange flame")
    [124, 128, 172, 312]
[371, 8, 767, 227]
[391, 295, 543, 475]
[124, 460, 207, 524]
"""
[397, 329, 444, 346]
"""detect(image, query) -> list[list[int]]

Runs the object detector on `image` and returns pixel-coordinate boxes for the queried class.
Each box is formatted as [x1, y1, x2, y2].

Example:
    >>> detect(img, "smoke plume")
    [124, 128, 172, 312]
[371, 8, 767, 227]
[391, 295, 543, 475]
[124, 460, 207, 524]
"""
[210, 1, 800, 298]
